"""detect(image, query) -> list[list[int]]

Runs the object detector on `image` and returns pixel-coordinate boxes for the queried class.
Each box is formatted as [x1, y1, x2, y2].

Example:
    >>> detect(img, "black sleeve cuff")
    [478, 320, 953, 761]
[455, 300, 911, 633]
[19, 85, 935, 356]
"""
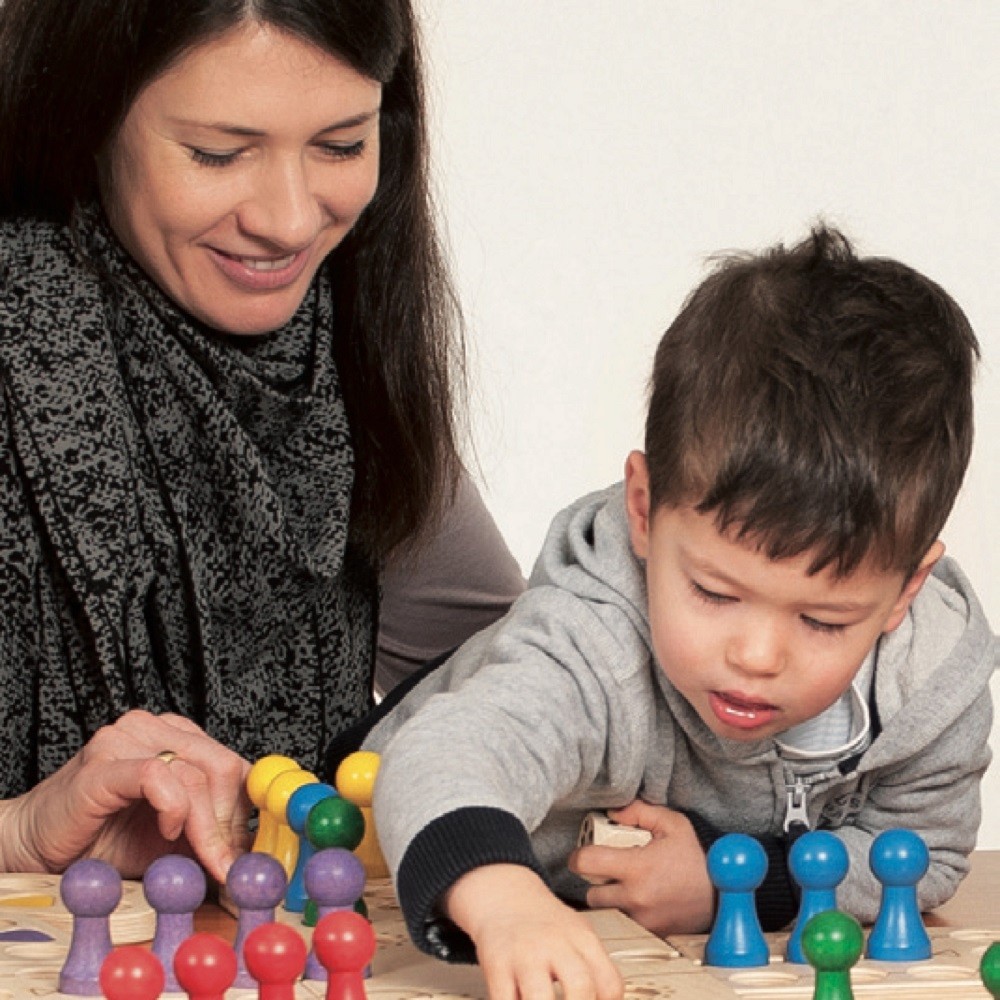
[397, 806, 549, 963]
[681, 810, 798, 932]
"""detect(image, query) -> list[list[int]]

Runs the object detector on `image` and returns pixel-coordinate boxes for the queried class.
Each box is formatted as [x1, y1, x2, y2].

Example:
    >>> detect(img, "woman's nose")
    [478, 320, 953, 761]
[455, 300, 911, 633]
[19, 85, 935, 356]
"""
[239, 158, 323, 250]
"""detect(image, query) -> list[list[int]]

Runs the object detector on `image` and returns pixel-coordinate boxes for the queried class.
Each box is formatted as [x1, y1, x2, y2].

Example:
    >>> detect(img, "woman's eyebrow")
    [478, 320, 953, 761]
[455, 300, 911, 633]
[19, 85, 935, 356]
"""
[168, 108, 381, 137]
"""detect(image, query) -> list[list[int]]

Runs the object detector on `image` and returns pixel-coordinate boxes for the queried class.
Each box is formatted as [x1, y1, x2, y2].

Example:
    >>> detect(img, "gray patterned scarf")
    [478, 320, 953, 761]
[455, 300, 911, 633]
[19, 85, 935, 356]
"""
[0, 205, 377, 792]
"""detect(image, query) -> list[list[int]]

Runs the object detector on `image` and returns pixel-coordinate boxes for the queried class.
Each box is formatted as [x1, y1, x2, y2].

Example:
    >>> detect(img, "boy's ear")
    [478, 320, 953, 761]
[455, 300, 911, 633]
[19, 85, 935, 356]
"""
[624, 451, 652, 559]
[881, 540, 946, 634]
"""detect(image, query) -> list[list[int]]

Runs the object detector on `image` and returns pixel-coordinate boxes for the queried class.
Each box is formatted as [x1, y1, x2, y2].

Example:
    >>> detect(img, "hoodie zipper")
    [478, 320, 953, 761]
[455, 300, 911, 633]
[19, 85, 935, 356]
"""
[783, 774, 812, 838]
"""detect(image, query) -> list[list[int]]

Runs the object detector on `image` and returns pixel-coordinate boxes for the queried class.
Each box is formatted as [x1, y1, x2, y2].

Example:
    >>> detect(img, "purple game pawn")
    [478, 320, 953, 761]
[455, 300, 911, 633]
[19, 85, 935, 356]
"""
[59, 858, 123, 996]
[227, 851, 288, 988]
[143, 854, 207, 992]
[302, 847, 366, 981]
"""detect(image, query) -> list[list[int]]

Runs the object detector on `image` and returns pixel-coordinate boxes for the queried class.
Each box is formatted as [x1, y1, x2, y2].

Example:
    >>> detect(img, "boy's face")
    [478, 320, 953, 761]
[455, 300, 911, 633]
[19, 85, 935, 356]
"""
[624, 452, 943, 744]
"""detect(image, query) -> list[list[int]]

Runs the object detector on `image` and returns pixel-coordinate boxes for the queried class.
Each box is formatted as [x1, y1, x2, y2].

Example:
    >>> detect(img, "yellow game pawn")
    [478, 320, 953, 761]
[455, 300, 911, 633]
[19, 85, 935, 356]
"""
[265, 769, 319, 881]
[247, 754, 300, 857]
[335, 750, 389, 879]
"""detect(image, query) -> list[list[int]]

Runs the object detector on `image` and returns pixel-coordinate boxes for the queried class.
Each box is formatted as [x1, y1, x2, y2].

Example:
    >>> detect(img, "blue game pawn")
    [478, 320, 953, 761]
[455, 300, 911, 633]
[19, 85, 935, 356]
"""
[286, 782, 337, 912]
[704, 833, 770, 968]
[786, 831, 849, 964]
[865, 828, 931, 961]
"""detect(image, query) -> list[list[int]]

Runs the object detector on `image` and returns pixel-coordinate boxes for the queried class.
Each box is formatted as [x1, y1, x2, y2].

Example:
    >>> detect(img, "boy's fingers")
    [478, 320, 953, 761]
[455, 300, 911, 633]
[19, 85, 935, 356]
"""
[570, 843, 640, 885]
[590, 955, 625, 1000]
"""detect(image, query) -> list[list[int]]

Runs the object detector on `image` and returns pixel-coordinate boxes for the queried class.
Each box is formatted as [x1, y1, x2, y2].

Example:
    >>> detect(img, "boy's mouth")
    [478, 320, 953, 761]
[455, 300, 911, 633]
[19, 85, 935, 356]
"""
[708, 690, 779, 731]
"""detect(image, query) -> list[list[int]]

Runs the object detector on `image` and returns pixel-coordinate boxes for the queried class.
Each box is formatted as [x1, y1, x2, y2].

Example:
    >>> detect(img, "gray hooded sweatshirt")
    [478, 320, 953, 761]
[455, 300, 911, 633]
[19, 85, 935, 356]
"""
[367, 484, 997, 959]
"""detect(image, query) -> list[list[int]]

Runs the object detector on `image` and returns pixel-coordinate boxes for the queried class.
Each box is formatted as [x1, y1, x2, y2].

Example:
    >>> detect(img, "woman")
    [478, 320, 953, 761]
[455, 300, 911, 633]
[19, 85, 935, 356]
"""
[0, 1, 523, 880]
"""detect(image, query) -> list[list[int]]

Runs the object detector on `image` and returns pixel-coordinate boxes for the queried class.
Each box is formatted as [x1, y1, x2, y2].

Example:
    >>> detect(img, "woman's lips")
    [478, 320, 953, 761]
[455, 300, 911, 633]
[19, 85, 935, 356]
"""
[209, 247, 311, 290]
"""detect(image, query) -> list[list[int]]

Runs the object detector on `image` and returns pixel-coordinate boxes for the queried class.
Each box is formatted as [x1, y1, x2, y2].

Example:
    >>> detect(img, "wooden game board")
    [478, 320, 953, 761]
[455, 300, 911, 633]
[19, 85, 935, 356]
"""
[0, 872, 997, 998]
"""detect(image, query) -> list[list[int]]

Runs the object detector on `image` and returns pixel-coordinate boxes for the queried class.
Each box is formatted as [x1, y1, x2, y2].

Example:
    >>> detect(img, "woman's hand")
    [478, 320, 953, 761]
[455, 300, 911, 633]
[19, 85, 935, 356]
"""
[0, 710, 252, 882]
[568, 801, 715, 936]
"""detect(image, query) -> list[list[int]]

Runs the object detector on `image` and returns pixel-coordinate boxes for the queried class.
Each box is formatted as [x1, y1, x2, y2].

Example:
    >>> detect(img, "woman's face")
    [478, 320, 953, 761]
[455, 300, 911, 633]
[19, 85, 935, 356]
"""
[104, 22, 382, 335]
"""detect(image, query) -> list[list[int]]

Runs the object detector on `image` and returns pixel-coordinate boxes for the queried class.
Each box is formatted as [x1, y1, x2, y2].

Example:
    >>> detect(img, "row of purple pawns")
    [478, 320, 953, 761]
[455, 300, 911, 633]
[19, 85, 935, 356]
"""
[59, 847, 366, 995]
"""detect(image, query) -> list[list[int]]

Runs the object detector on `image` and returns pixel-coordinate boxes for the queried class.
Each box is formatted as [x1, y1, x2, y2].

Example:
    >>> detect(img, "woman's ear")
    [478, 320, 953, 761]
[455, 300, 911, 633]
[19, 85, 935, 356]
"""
[624, 451, 652, 560]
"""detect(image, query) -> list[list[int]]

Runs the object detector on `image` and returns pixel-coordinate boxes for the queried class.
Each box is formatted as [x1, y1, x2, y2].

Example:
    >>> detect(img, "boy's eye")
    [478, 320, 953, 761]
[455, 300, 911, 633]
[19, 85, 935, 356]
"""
[801, 615, 848, 635]
[690, 581, 736, 605]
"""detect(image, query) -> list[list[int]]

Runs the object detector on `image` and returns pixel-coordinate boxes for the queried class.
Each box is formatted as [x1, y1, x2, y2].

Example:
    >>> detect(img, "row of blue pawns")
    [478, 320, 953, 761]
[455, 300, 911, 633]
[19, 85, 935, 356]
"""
[704, 828, 931, 967]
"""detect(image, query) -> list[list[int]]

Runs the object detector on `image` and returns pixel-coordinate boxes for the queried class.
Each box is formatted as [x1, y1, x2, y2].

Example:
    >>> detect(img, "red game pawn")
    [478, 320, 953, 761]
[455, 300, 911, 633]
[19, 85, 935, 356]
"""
[312, 911, 377, 1000]
[244, 922, 308, 1000]
[173, 932, 238, 1000]
[100, 946, 165, 1000]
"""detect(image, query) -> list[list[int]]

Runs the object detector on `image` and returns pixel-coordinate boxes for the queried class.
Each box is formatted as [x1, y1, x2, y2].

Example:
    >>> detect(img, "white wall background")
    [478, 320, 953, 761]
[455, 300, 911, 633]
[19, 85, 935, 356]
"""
[417, 4, 999, 842]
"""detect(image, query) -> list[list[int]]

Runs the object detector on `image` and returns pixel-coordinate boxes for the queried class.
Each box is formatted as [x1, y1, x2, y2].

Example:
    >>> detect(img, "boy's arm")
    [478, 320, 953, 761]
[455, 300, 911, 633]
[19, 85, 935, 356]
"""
[444, 864, 623, 1000]
[831, 704, 992, 923]
[370, 587, 652, 957]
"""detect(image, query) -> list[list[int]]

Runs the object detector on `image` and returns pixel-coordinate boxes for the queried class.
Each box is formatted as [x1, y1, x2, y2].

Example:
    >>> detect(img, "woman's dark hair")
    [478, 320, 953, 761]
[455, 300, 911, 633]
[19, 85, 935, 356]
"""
[0, 0, 465, 562]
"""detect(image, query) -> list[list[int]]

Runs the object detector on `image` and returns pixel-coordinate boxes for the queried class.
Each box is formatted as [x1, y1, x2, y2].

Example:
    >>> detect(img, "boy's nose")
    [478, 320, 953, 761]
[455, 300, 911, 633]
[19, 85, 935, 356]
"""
[725, 625, 786, 677]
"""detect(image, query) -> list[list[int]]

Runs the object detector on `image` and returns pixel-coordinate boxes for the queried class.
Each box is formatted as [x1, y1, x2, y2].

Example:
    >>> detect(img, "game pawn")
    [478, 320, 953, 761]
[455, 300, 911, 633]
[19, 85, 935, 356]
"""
[144, 854, 207, 992]
[786, 830, 849, 963]
[244, 921, 308, 1000]
[286, 782, 337, 912]
[99, 946, 165, 1000]
[313, 910, 378, 1000]
[336, 749, 390, 879]
[265, 766, 319, 880]
[865, 828, 932, 961]
[174, 932, 238, 1000]
[248, 753, 302, 856]
[980, 941, 1000, 999]
[58, 858, 123, 996]
[226, 850, 288, 988]
[801, 909, 864, 1000]
[302, 794, 366, 926]
[303, 847, 367, 980]
[704, 833, 770, 967]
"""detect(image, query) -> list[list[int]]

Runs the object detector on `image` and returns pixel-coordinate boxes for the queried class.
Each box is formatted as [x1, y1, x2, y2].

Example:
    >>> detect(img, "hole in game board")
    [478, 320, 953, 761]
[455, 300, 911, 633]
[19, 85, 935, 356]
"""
[4, 942, 64, 960]
[15, 967, 60, 983]
[607, 947, 677, 961]
[850, 967, 889, 983]
[727, 971, 799, 986]
[949, 929, 1000, 943]
[624, 985, 673, 999]
[907, 965, 976, 981]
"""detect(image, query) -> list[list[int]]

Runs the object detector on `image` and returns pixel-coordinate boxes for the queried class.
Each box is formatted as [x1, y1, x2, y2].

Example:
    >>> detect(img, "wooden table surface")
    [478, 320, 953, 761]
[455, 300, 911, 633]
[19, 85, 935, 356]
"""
[193, 849, 1000, 941]
[926, 849, 1000, 927]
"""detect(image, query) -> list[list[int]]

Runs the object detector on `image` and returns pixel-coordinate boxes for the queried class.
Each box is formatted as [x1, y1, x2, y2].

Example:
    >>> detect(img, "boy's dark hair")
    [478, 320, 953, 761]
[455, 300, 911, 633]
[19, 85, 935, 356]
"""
[0, 0, 464, 563]
[645, 225, 979, 578]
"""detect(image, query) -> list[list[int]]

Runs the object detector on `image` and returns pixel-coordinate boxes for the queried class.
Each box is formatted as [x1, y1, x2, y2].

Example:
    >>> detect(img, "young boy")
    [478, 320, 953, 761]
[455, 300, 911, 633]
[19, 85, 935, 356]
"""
[365, 227, 997, 1000]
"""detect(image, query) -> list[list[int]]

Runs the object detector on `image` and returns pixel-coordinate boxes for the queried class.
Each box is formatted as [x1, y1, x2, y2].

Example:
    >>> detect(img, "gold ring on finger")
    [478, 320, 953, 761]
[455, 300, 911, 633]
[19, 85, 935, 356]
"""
[156, 750, 180, 764]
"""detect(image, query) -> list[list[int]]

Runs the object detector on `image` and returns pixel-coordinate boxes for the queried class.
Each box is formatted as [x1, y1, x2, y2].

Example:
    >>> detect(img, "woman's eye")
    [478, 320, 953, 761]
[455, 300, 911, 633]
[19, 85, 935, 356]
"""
[190, 148, 240, 168]
[320, 140, 366, 160]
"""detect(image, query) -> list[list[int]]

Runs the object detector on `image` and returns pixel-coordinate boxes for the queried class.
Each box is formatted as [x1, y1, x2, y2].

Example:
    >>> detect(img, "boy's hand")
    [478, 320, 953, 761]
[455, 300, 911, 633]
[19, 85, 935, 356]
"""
[568, 801, 714, 936]
[444, 864, 624, 1000]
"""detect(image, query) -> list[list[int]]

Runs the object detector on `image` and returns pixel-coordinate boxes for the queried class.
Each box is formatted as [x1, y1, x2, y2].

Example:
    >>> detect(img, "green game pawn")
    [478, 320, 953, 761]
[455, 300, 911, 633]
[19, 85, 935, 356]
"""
[980, 942, 1000, 999]
[801, 910, 864, 1000]
[305, 794, 366, 852]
